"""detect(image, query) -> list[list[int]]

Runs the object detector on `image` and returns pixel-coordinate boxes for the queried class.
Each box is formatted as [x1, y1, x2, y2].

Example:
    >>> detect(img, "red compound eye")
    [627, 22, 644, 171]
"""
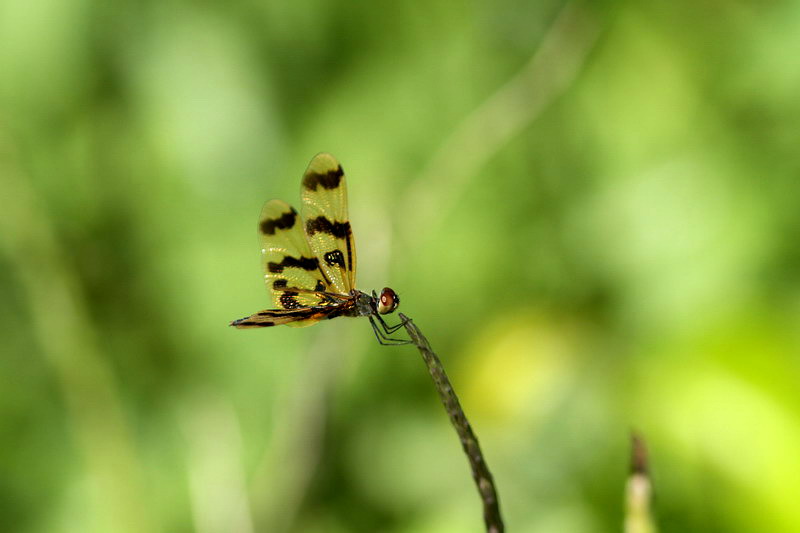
[377, 287, 399, 314]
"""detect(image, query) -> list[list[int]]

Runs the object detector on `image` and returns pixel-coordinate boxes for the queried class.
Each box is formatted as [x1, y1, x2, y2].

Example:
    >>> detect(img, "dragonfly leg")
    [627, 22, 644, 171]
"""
[369, 316, 412, 345]
[374, 312, 407, 334]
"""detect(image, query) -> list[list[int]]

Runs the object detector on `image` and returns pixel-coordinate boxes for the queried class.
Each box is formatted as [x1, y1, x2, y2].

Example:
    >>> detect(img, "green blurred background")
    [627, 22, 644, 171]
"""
[1, 1, 799, 532]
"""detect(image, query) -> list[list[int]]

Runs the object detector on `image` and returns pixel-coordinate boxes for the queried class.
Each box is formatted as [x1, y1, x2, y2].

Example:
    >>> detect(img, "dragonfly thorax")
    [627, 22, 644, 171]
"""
[348, 290, 376, 318]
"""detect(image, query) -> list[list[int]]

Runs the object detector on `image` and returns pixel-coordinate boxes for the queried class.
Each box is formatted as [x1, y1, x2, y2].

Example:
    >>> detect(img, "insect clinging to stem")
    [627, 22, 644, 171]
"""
[230, 153, 409, 345]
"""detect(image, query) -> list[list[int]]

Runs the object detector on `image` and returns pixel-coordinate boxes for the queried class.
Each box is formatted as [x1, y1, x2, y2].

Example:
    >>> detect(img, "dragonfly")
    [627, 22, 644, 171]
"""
[230, 153, 409, 345]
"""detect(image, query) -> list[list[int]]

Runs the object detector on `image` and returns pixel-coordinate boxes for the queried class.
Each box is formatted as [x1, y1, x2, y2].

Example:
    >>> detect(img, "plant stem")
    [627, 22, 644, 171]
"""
[399, 313, 504, 533]
[625, 433, 657, 533]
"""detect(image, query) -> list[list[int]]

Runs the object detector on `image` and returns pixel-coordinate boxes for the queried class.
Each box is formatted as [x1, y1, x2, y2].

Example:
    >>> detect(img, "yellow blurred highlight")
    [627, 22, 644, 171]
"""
[648, 360, 800, 530]
[459, 311, 580, 425]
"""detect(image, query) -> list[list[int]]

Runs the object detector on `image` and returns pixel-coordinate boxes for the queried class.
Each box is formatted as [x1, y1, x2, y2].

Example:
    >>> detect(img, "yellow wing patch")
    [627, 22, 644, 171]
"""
[259, 199, 330, 311]
[300, 153, 357, 295]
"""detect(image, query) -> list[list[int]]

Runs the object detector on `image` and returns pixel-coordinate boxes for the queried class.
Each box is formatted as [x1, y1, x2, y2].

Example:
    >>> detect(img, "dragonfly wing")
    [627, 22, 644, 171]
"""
[300, 153, 357, 295]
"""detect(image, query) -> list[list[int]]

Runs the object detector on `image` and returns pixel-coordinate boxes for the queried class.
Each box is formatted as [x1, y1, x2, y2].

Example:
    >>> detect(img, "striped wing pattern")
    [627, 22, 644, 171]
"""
[231, 154, 356, 329]
[259, 199, 328, 310]
[301, 154, 356, 295]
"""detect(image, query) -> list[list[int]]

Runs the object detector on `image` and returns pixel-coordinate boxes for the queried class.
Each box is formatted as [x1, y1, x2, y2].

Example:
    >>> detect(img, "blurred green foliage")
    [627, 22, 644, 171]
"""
[1, 1, 799, 532]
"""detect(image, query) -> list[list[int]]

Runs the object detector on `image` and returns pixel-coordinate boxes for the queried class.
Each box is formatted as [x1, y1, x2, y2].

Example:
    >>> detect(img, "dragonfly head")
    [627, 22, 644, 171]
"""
[376, 287, 400, 315]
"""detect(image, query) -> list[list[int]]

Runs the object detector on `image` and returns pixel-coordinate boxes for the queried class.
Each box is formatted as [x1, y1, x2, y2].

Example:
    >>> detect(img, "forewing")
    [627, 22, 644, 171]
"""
[259, 199, 331, 309]
[300, 153, 356, 295]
